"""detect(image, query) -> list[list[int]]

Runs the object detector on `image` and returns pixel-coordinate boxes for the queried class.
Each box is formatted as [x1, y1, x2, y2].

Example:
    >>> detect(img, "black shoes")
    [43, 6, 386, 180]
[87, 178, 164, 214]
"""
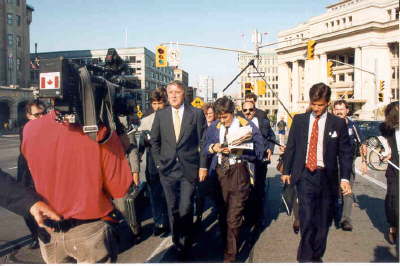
[28, 239, 39, 249]
[153, 224, 170, 237]
[340, 220, 353, 231]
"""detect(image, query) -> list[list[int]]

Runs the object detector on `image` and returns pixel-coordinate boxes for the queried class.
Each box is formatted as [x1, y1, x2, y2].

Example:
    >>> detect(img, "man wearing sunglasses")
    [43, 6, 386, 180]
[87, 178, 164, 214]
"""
[16, 99, 47, 249]
[241, 100, 275, 229]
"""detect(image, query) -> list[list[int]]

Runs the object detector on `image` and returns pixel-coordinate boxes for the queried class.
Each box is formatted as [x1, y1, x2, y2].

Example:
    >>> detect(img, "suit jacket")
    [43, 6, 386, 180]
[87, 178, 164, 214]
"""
[0, 168, 41, 217]
[380, 125, 399, 179]
[239, 112, 276, 153]
[150, 104, 207, 182]
[204, 116, 265, 177]
[138, 112, 158, 177]
[283, 111, 352, 189]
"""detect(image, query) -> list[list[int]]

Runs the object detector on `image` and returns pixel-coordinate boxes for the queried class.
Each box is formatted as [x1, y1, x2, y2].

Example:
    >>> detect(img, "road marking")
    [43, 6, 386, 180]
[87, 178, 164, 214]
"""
[8, 166, 17, 170]
[355, 168, 387, 190]
[145, 236, 173, 263]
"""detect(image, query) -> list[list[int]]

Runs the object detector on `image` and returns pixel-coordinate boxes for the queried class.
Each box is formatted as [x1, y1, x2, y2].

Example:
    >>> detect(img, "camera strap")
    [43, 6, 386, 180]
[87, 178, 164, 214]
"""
[79, 66, 98, 141]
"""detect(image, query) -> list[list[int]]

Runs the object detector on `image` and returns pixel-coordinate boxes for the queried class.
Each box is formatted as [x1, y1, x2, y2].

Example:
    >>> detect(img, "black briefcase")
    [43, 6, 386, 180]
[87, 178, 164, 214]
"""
[125, 182, 147, 235]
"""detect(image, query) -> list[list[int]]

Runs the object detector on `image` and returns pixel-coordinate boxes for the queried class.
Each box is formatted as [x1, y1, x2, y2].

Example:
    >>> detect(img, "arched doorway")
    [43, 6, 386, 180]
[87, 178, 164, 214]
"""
[17, 100, 29, 127]
[0, 101, 11, 130]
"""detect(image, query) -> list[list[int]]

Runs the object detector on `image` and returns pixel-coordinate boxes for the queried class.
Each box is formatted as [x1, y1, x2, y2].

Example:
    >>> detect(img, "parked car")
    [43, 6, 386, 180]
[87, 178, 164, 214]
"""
[353, 120, 387, 171]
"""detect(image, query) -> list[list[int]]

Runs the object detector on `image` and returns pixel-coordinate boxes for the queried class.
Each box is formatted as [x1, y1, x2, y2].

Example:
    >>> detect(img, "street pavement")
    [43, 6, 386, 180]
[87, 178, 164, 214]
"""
[0, 135, 398, 263]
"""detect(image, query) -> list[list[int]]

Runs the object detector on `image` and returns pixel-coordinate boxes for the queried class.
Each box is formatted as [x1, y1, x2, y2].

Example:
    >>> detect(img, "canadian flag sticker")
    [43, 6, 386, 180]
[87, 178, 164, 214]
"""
[40, 72, 60, 89]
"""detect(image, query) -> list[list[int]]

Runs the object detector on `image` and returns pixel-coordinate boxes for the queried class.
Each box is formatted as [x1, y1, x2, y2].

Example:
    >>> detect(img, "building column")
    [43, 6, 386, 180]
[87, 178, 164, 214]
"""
[277, 62, 291, 121]
[354, 47, 363, 100]
[292, 61, 300, 112]
[319, 53, 328, 85]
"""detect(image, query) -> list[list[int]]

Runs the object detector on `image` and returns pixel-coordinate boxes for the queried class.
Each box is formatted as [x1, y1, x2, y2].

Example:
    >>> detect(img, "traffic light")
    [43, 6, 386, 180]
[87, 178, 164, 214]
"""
[306, 40, 316, 60]
[327, 61, 334, 77]
[155, 45, 168, 67]
[379, 80, 385, 91]
[244, 82, 252, 94]
[378, 92, 384, 102]
[257, 80, 266, 96]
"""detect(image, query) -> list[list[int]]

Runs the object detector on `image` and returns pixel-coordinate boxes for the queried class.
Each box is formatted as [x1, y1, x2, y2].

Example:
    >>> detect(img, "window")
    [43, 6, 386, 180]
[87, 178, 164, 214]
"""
[7, 0, 13, 4]
[16, 15, 21, 26]
[331, 21, 334, 27]
[16, 35, 21, 47]
[396, 8, 399, 20]
[342, 18, 346, 24]
[339, 74, 345, 81]
[349, 16, 352, 22]
[348, 73, 354, 81]
[8, 56, 13, 70]
[16, 0, 20, 6]
[7, 13, 13, 24]
[129, 56, 136, 63]
[7, 34, 13, 45]
[338, 55, 345, 63]
[348, 54, 354, 65]
[17, 58, 21, 71]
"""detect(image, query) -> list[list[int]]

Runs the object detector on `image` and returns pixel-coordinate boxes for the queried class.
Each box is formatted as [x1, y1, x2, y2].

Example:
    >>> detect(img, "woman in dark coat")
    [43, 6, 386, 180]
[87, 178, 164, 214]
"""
[380, 101, 399, 245]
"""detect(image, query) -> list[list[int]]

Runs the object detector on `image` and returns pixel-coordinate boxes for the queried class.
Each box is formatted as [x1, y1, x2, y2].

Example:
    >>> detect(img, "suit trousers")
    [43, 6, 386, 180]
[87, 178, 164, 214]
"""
[216, 163, 250, 262]
[341, 165, 355, 224]
[385, 171, 399, 228]
[146, 170, 169, 227]
[160, 170, 195, 252]
[296, 168, 336, 263]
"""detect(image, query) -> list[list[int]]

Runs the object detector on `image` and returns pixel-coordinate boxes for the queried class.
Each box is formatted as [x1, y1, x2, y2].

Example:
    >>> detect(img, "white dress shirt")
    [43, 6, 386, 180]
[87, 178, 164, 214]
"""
[251, 117, 259, 129]
[218, 118, 243, 165]
[306, 111, 327, 168]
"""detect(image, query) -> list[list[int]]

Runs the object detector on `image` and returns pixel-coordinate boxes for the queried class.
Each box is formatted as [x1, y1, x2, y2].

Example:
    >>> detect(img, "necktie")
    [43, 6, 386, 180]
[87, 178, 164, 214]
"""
[221, 126, 230, 169]
[173, 109, 181, 142]
[306, 116, 320, 172]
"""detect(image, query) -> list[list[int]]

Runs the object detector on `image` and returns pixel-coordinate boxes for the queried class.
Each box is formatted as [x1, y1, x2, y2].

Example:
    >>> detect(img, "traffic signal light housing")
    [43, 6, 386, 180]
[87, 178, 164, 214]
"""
[306, 40, 316, 60]
[379, 80, 385, 91]
[156, 45, 168, 67]
[244, 82, 253, 94]
[257, 80, 266, 96]
[327, 61, 334, 77]
[378, 92, 384, 102]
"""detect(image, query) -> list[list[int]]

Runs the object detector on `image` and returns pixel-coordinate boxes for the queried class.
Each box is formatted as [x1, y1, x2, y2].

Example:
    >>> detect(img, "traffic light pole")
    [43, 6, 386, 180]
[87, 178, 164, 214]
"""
[160, 42, 253, 55]
[222, 59, 255, 92]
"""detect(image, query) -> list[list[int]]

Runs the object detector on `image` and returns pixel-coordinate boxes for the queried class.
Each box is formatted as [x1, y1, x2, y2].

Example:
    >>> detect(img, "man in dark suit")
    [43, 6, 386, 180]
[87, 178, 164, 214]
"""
[151, 81, 207, 260]
[281, 83, 352, 263]
[241, 100, 275, 228]
[244, 92, 268, 123]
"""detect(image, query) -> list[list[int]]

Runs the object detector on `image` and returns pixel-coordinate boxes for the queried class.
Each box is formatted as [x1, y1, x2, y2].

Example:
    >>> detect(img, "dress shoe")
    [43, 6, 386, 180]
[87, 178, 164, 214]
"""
[340, 220, 353, 231]
[28, 239, 39, 249]
[387, 227, 397, 245]
[293, 220, 300, 234]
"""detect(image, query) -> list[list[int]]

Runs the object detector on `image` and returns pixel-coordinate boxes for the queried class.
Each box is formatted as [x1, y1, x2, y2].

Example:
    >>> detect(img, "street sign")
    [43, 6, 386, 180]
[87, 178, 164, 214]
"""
[191, 97, 204, 108]
[248, 72, 265, 78]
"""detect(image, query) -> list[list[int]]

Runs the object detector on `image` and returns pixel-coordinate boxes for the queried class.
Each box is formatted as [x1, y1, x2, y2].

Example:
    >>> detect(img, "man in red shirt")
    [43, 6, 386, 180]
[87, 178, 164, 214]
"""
[22, 110, 133, 263]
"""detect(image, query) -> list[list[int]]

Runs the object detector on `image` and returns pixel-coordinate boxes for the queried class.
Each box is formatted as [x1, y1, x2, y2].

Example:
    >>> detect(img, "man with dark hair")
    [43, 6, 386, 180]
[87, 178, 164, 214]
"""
[241, 100, 275, 228]
[151, 81, 207, 260]
[17, 99, 47, 249]
[281, 83, 352, 262]
[244, 92, 267, 120]
[204, 96, 265, 262]
[138, 87, 169, 237]
[333, 99, 366, 232]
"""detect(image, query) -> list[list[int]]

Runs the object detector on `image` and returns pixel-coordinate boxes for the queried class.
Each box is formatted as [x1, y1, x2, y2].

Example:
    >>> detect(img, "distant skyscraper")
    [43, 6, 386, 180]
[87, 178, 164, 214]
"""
[197, 75, 214, 102]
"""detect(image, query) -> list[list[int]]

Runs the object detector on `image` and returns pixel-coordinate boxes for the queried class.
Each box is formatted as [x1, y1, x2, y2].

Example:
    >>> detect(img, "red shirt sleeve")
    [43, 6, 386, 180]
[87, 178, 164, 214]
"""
[100, 131, 133, 198]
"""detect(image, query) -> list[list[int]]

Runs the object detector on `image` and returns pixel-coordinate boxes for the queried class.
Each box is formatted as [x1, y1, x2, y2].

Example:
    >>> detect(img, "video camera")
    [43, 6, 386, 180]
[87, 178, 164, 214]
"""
[36, 48, 140, 142]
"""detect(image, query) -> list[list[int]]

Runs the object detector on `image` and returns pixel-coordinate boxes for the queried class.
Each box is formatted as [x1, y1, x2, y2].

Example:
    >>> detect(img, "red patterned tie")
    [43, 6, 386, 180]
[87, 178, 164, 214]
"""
[306, 116, 320, 172]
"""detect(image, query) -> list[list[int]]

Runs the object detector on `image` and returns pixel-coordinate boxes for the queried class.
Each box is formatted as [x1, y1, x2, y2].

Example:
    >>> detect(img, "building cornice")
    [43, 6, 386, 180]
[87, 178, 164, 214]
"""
[276, 20, 399, 54]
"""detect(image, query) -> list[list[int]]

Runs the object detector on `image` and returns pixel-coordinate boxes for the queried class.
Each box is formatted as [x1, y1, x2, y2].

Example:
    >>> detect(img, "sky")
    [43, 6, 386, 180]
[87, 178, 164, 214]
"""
[27, 0, 336, 93]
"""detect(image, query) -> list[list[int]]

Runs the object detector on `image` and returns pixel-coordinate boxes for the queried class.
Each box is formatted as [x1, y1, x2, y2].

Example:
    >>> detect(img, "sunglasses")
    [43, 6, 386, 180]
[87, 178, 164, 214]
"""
[31, 111, 46, 118]
[243, 108, 254, 112]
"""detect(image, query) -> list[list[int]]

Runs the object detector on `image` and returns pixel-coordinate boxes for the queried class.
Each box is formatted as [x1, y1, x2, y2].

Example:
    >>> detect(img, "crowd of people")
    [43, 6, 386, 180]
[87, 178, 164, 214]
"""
[0, 80, 398, 263]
